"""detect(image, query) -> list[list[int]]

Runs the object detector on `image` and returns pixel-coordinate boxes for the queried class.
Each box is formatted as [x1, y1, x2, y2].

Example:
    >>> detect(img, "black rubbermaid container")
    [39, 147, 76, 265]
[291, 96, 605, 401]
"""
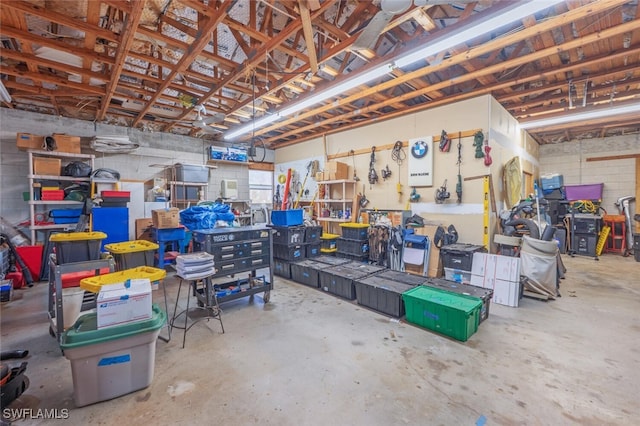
[439, 243, 486, 271]
[274, 258, 291, 279]
[272, 225, 306, 246]
[290, 260, 323, 288]
[354, 275, 416, 317]
[314, 256, 351, 267]
[375, 269, 428, 287]
[273, 243, 306, 261]
[304, 226, 322, 244]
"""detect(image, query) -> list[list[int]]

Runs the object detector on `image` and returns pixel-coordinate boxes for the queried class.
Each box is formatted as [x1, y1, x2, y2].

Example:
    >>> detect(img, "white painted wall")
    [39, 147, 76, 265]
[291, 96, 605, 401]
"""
[276, 95, 532, 246]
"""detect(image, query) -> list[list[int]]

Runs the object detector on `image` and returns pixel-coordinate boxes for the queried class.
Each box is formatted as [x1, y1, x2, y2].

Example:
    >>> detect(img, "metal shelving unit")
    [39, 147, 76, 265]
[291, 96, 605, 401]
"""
[169, 180, 208, 208]
[27, 150, 95, 244]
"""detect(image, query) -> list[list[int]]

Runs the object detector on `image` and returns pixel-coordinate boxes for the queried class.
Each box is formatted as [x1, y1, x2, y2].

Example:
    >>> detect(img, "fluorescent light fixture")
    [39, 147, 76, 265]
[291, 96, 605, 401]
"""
[225, 64, 394, 140]
[519, 102, 640, 130]
[394, 1, 563, 69]
[0, 80, 11, 103]
[225, 0, 563, 141]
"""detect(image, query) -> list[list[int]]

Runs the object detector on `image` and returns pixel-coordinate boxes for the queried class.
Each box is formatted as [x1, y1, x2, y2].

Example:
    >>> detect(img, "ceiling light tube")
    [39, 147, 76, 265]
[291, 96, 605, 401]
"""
[0, 80, 12, 103]
[225, 63, 395, 140]
[519, 102, 640, 130]
[225, 1, 562, 141]
[394, 1, 564, 69]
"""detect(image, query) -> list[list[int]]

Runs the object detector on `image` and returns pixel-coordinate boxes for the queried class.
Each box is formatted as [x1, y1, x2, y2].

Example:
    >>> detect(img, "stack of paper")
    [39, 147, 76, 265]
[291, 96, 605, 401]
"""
[176, 252, 215, 280]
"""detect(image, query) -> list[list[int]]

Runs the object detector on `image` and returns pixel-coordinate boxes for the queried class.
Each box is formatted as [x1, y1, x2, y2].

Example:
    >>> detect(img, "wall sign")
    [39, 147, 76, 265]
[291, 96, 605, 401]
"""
[408, 136, 433, 187]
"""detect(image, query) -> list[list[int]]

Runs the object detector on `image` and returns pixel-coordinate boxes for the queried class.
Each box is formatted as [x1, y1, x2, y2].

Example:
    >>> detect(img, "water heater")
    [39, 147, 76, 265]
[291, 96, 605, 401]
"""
[221, 179, 238, 199]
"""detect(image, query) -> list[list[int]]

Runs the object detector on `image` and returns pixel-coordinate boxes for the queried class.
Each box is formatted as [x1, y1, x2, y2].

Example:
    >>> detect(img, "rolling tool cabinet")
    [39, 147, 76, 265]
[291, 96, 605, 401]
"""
[192, 225, 274, 304]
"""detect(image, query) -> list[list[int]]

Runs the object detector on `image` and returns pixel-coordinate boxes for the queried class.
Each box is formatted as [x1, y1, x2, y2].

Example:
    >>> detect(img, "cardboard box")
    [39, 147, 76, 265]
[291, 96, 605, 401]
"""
[97, 278, 152, 329]
[136, 218, 154, 241]
[493, 279, 520, 307]
[33, 157, 62, 176]
[152, 207, 180, 229]
[53, 134, 81, 154]
[495, 255, 520, 282]
[324, 161, 349, 180]
[17, 133, 44, 151]
[404, 263, 426, 277]
[146, 177, 166, 190]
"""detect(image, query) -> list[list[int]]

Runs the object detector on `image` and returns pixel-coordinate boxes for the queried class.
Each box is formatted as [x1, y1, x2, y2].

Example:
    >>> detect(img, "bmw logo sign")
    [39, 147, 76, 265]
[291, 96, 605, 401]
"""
[411, 140, 428, 159]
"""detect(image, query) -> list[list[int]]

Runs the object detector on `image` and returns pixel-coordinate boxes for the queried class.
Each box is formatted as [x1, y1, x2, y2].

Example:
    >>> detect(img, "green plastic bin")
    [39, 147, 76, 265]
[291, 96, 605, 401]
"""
[402, 286, 482, 342]
[49, 232, 107, 264]
[104, 240, 159, 271]
[60, 304, 166, 407]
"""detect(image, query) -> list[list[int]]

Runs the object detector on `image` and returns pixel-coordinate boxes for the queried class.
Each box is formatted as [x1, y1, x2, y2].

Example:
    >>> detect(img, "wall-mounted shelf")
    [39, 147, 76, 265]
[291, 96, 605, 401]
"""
[207, 159, 248, 166]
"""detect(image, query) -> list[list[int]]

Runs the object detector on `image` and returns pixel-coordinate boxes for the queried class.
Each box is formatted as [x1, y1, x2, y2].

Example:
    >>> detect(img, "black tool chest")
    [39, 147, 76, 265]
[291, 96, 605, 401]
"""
[192, 225, 274, 303]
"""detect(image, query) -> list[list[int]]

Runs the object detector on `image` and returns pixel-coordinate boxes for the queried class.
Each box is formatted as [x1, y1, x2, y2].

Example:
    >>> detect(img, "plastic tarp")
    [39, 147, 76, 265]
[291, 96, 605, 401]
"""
[179, 203, 236, 231]
[520, 236, 558, 298]
[504, 156, 522, 209]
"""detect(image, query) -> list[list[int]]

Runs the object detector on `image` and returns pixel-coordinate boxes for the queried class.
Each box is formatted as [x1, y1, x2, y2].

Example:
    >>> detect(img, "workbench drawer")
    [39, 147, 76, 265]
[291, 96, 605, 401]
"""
[195, 240, 270, 261]
[192, 228, 271, 247]
[215, 255, 271, 275]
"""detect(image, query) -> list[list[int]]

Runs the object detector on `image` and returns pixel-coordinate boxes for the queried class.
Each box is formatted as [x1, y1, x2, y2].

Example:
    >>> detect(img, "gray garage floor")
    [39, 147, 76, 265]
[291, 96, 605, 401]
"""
[1, 253, 638, 425]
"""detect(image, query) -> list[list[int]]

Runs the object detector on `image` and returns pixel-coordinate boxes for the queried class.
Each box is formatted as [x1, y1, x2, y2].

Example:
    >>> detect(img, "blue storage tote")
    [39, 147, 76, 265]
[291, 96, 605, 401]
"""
[49, 208, 83, 224]
[540, 174, 564, 191]
[271, 209, 303, 226]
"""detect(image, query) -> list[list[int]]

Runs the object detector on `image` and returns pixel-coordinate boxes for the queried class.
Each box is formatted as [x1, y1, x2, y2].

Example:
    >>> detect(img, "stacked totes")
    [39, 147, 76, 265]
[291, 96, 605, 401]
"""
[336, 223, 370, 262]
[272, 225, 307, 262]
[176, 252, 215, 280]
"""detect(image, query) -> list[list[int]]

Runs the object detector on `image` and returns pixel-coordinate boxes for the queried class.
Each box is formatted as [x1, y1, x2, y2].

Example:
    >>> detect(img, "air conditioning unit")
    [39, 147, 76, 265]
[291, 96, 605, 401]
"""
[221, 179, 238, 199]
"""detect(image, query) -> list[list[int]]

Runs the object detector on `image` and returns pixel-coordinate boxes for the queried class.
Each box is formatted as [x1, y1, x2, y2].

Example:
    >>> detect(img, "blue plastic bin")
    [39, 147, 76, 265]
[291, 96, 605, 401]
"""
[271, 209, 303, 226]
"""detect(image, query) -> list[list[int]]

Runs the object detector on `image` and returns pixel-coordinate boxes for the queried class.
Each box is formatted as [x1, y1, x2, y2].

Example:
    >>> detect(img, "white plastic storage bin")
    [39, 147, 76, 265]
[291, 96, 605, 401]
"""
[60, 304, 166, 407]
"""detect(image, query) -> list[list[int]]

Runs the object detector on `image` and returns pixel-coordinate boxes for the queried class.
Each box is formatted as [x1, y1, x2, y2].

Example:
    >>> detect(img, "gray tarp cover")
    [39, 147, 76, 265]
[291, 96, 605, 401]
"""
[520, 236, 558, 298]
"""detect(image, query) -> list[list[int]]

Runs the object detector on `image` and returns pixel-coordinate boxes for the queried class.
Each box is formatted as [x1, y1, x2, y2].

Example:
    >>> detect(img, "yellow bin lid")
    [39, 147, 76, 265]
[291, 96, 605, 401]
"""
[49, 232, 107, 242]
[80, 266, 166, 293]
[339, 223, 369, 229]
[104, 240, 159, 254]
[320, 233, 340, 239]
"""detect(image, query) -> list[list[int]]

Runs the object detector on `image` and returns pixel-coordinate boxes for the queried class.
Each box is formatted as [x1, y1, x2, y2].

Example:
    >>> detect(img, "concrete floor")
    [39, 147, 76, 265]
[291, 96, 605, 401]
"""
[1, 254, 639, 425]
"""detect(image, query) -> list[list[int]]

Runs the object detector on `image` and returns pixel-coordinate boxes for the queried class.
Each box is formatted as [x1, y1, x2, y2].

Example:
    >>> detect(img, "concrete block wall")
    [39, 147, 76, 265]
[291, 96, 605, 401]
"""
[0, 109, 252, 229]
[539, 135, 640, 214]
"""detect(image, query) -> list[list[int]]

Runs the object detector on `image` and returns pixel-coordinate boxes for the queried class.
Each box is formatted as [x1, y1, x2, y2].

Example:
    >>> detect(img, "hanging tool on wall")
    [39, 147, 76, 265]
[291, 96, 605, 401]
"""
[473, 131, 485, 159]
[381, 165, 392, 181]
[409, 187, 421, 202]
[439, 130, 451, 152]
[483, 135, 493, 167]
[359, 184, 369, 208]
[349, 150, 360, 182]
[391, 141, 405, 202]
[368, 146, 379, 187]
[273, 184, 282, 209]
[434, 179, 451, 204]
[456, 133, 463, 204]
[294, 161, 316, 208]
